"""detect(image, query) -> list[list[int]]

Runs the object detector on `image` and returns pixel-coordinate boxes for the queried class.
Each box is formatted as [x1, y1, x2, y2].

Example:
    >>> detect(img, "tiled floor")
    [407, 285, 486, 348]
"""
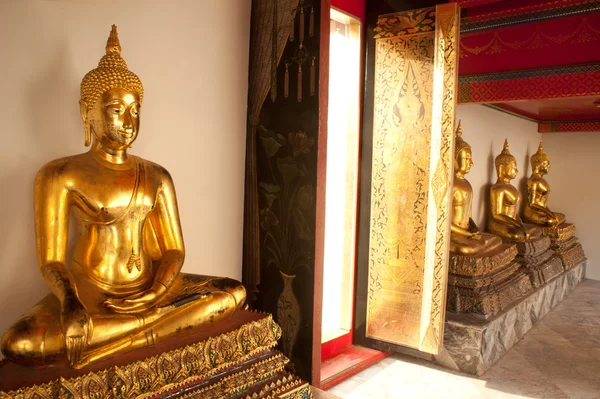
[327, 279, 600, 399]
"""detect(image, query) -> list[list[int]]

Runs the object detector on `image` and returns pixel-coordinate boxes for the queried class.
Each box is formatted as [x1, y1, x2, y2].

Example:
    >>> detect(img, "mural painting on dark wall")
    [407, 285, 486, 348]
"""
[252, 0, 321, 382]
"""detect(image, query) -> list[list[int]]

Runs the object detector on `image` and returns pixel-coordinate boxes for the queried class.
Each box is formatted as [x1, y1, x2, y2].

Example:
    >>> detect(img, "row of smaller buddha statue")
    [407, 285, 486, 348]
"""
[447, 122, 586, 318]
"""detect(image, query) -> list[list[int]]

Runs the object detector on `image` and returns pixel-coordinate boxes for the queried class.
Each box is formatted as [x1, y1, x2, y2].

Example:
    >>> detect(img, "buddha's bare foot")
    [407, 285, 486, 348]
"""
[71, 351, 92, 370]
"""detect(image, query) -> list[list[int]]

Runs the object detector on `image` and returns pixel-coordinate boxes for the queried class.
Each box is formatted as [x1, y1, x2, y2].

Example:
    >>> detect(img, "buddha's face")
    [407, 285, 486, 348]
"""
[500, 160, 518, 180]
[538, 160, 550, 174]
[89, 88, 141, 149]
[456, 148, 473, 176]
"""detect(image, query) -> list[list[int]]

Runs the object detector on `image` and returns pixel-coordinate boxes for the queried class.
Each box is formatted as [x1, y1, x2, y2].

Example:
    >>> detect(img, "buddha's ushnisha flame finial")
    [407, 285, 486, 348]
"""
[495, 138, 516, 172]
[501, 138, 511, 155]
[105, 24, 122, 55]
[454, 120, 471, 159]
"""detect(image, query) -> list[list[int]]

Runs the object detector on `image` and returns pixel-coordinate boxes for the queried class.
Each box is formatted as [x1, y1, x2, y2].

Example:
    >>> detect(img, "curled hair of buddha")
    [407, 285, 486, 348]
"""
[80, 25, 144, 111]
[531, 142, 549, 170]
[454, 120, 471, 159]
[495, 139, 516, 173]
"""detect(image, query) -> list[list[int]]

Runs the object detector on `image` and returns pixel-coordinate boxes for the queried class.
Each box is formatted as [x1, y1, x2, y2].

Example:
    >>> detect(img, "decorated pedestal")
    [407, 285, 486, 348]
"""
[0, 311, 312, 399]
[507, 236, 563, 288]
[435, 261, 585, 376]
[544, 223, 587, 271]
[446, 244, 533, 318]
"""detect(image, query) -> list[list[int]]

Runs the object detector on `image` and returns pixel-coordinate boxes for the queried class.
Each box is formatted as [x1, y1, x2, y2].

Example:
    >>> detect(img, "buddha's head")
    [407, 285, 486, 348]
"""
[79, 25, 144, 150]
[495, 139, 518, 181]
[531, 142, 550, 175]
[454, 120, 473, 177]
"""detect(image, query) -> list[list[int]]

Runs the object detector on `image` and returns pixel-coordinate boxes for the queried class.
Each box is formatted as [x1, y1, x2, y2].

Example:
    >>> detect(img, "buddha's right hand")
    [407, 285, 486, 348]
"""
[60, 296, 93, 367]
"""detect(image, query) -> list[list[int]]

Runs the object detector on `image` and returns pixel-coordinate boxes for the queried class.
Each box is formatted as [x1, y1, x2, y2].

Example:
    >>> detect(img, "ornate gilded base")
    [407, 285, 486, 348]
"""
[547, 223, 586, 271]
[448, 261, 520, 289]
[503, 236, 563, 288]
[518, 252, 563, 288]
[0, 311, 312, 399]
[555, 241, 587, 271]
[543, 222, 576, 241]
[507, 235, 551, 256]
[447, 268, 532, 318]
[552, 236, 578, 252]
[447, 243, 533, 318]
[448, 243, 518, 277]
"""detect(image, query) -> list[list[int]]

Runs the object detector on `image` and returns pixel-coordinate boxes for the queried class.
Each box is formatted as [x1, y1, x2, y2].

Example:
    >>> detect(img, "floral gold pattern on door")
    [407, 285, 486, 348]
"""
[366, 4, 459, 354]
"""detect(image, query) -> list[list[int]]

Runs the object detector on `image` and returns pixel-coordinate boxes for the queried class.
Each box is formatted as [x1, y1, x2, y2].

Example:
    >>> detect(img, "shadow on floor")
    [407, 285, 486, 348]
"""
[327, 280, 600, 399]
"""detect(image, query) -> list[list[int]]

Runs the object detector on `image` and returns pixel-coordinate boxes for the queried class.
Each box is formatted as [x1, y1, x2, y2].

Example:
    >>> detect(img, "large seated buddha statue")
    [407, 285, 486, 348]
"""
[0, 26, 246, 369]
[447, 123, 531, 317]
[487, 140, 542, 242]
[523, 142, 566, 228]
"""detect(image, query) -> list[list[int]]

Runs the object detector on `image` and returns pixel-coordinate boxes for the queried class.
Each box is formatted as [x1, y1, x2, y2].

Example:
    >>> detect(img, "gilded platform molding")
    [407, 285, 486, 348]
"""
[0, 312, 312, 399]
[506, 236, 563, 288]
[447, 122, 532, 318]
[546, 224, 586, 272]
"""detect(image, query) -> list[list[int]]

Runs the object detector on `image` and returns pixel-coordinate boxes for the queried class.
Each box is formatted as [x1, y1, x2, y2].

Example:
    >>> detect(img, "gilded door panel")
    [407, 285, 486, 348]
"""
[365, 4, 459, 355]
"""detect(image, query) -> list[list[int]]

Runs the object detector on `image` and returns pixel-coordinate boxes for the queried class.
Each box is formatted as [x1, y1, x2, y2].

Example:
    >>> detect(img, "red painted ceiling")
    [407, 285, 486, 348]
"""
[493, 96, 600, 121]
[454, 0, 600, 128]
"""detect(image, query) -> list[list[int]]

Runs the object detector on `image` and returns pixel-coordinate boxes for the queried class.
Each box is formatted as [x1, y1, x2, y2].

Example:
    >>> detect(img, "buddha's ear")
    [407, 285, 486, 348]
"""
[79, 100, 91, 147]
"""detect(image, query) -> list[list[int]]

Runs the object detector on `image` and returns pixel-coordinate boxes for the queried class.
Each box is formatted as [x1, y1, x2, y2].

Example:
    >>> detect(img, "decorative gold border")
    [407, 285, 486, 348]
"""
[165, 354, 288, 399]
[557, 243, 587, 271]
[0, 314, 283, 399]
[448, 262, 520, 289]
[449, 244, 518, 277]
[420, 2, 460, 354]
[179, 373, 312, 399]
[374, 8, 436, 39]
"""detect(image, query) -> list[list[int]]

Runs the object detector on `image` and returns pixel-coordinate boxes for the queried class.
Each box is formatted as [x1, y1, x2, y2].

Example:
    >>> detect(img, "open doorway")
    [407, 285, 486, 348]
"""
[321, 7, 361, 346]
[320, 7, 387, 389]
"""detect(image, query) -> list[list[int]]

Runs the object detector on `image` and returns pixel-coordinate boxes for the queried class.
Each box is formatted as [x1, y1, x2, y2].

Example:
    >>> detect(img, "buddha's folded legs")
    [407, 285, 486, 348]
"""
[450, 235, 489, 255]
[1, 274, 245, 368]
[487, 219, 526, 241]
[524, 207, 566, 227]
[450, 233, 502, 256]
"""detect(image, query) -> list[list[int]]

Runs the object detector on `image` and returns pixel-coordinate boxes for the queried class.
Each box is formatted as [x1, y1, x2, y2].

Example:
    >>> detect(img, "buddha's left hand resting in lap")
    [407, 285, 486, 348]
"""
[0, 26, 246, 369]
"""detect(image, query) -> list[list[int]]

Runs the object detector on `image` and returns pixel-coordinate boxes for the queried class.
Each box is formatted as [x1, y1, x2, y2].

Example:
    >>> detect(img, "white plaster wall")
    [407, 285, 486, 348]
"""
[455, 104, 541, 230]
[0, 0, 250, 338]
[542, 132, 600, 280]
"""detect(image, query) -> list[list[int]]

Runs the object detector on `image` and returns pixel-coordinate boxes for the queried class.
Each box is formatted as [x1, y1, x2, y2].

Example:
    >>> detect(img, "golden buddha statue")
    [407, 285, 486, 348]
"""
[0, 26, 246, 369]
[523, 142, 566, 227]
[446, 124, 533, 317]
[450, 121, 502, 256]
[487, 139, 542, 242]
